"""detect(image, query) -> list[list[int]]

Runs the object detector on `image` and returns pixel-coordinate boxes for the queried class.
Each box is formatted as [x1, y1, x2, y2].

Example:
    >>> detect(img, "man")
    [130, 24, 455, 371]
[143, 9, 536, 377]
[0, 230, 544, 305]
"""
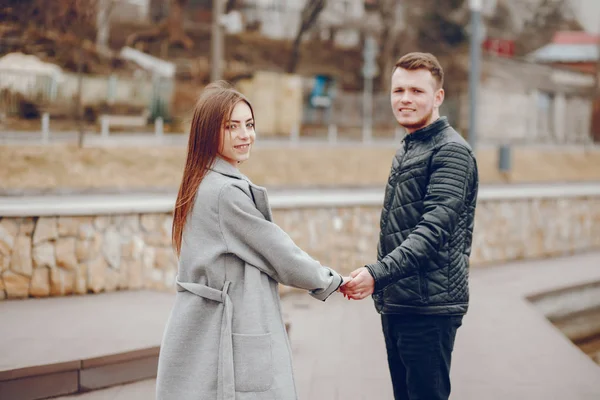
[341, 52, 479, 400]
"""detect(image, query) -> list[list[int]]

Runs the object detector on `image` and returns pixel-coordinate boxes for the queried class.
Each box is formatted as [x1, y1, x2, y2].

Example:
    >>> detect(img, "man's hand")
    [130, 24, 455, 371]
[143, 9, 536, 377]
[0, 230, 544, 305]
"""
[339, 267, 375, 300]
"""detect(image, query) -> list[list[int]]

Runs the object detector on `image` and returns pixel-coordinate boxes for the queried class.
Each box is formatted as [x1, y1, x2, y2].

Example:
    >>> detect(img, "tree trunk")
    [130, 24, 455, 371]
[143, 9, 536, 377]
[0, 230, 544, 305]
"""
[167, 0, 193, 49]
[287, 0, 325, 73]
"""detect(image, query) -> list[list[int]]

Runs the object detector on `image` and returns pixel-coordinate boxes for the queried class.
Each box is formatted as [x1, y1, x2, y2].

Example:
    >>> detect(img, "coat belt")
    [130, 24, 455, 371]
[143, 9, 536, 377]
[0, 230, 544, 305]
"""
[176, 278, 235, 400]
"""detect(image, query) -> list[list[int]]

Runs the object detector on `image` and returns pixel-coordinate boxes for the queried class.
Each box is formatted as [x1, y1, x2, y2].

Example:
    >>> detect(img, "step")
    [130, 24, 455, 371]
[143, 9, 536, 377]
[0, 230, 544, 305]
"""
[0, 291, 174, 400]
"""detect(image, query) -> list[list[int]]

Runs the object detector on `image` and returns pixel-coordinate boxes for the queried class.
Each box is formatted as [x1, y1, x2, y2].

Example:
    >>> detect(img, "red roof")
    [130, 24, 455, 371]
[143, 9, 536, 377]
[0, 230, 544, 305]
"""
[552, 31, 599, 45]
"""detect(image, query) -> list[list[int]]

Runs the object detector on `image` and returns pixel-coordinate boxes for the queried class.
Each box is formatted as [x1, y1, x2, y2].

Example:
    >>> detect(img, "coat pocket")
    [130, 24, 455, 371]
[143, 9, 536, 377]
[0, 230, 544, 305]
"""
[232, 332, 273, 392]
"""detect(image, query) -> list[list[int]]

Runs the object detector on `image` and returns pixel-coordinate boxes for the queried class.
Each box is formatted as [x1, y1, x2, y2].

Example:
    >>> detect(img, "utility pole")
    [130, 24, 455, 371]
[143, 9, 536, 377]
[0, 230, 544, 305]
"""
[468, 0, 483, 152]
[362, 35, 378, 143]
[96, 0, 110, 52]
[211, 0, 225, 81]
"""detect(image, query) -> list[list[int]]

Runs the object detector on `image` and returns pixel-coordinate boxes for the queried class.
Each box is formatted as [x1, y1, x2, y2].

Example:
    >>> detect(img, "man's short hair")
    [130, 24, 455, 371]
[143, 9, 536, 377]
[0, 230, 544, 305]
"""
[394, 52, 444, 89]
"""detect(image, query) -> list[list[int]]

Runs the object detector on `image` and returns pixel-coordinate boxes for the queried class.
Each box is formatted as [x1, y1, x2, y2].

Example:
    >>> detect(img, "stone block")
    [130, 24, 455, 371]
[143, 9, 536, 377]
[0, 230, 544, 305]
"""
[142, 247, 155, 271]
[3, 271, 30, 299]
[94, 216, 111, 232]
[56, 238, 77, 271]
[75, 263, 88, 295]
[121, 236, 144, 260]
[30, 267, 51, 297]
[10, 236, 32, 276]
[50, 267, 75, 296]
[0, 275, 5, 300]
[33, 217, 58, 244]
[0, 223, 15, 256]
[119, 215, 140, 236]
[18, 217, 36, 236]
[0, 218, 19, 237]
[76, 239, 91, 263]
[58, 216, 86, 237]
[118, 262, 129, 290]
[154, 247, 177, 270]
[145, 268, 164, 290]
[140, 214, 163, 232]
[33, 242, 56, 268]
[88, 257, 107, 293]
[163, 269, 176, 289]
[105, 268, 120, 292]
[0, 252, 9, 273]
[78, 221, 96, 239]
[144, 233, 171, 247]
[75, 234, 103, 263]
[102, 227, 122, 270]
[126, 258, 143, 290]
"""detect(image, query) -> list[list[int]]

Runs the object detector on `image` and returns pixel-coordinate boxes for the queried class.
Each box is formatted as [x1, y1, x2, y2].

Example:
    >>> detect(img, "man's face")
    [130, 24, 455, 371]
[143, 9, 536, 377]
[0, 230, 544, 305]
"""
[390, 68, 444, 133]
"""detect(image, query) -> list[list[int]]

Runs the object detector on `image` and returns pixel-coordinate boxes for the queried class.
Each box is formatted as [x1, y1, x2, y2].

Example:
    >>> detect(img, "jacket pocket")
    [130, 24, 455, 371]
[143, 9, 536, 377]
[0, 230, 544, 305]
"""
[232, 332, 273, 392]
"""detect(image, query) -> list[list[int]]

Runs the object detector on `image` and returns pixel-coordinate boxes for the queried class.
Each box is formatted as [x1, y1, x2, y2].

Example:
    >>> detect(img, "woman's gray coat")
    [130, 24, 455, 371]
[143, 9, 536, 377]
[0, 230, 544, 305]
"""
[156, 157, 342, 400]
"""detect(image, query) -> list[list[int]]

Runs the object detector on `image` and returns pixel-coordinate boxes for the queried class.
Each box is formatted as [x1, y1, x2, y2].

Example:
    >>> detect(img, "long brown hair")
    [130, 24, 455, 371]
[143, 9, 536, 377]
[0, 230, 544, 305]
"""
[172, 81, 254, 255]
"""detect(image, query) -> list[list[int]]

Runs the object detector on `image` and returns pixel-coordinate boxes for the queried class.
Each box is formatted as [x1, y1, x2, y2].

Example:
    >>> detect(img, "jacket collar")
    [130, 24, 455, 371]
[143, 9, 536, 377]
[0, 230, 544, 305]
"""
[210, 156, 243, 179]
[403, 116, 449, 143]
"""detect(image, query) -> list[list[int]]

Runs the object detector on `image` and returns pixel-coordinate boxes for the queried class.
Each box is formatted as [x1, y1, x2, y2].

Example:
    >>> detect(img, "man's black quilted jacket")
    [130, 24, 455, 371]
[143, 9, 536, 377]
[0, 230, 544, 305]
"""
[366, 117, 478, 316]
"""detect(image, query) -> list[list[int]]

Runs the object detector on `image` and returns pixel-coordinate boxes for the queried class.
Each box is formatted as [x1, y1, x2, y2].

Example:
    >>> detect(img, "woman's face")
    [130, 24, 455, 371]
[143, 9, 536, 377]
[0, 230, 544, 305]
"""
[219, 101, 255, 167]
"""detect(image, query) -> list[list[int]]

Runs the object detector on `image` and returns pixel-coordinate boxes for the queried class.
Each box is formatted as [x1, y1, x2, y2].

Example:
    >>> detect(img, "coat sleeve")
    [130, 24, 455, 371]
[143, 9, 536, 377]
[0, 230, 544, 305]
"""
[365, 143, 476, 293]
[218, 183, 342, 301]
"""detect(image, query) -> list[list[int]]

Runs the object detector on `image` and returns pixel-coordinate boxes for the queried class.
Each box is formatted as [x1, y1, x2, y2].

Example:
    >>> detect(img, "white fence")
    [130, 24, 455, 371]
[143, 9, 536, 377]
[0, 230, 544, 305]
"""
[0, 69, 172, 116]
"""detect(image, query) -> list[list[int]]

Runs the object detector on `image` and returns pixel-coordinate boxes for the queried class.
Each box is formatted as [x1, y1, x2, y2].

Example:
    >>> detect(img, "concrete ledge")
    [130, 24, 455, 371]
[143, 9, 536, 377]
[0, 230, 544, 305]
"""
[0, 370, 79, 400]
[79, 355, 159, 392]
[1, 182, 599, 217]
[528, 280, 600, 320]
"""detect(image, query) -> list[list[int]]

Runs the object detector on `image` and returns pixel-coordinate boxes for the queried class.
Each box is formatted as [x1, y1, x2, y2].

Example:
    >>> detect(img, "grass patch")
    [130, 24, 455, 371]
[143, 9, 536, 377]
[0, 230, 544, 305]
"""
[1, 145, 600, 193]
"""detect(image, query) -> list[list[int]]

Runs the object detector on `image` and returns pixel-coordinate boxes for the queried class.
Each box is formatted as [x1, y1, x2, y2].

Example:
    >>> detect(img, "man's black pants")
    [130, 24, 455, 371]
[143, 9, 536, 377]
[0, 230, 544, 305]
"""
[381, 313, 463, 400]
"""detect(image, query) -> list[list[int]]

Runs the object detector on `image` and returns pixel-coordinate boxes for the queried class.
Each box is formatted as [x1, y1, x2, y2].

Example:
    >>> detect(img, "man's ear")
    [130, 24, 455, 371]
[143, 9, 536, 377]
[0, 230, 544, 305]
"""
[434, 88, 445, 108]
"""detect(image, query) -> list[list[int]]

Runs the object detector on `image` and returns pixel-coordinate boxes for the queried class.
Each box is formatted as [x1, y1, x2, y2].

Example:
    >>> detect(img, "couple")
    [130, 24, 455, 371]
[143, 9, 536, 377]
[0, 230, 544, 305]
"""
[156, 52, 479, 400]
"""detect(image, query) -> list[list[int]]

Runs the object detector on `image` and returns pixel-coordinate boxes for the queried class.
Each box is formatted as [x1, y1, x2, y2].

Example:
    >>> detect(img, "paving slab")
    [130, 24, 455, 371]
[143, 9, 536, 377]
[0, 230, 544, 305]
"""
[0, 291, 174, 374]
[6, 252, 600, 399]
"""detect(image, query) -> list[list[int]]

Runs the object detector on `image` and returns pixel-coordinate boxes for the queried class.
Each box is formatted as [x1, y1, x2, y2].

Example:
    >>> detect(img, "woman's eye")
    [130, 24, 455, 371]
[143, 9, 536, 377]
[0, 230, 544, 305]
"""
[247, 123, 255, 129]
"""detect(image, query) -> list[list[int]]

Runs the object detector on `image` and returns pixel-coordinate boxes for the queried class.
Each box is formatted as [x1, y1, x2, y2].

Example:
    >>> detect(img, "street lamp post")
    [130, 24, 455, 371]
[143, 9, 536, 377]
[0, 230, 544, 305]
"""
[468, 0, 482, 152]
[211, 0, 225, 81]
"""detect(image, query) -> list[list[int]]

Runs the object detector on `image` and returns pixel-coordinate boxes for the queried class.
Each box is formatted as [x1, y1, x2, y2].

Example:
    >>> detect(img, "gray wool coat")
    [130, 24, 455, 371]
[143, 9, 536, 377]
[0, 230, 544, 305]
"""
[156, 157, 342, 400]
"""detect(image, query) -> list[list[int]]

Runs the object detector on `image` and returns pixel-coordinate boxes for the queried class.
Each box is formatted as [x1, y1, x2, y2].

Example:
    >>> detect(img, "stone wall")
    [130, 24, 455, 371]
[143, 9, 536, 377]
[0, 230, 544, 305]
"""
[1, 193, 599, 300]
[0, 215, 176, 300]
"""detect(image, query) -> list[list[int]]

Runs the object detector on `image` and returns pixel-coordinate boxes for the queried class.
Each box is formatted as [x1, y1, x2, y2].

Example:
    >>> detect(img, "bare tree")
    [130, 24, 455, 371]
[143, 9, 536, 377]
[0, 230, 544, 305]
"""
[287, 0, 326, 73]
[126, 0, 193, 54]
[376, 0, 408, 92]
[513, 0, 572, 56]
[375, 0, 468, 92]
[1, 0, 108, 147]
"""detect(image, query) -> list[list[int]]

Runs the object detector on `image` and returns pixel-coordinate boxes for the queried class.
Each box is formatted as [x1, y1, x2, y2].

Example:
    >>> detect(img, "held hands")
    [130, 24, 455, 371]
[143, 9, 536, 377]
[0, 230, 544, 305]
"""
[338, 267, 375, 300]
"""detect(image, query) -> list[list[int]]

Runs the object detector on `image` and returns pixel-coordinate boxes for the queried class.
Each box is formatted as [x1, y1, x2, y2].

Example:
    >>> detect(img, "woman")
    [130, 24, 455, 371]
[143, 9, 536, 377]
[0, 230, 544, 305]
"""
[156, 81, 347, 400]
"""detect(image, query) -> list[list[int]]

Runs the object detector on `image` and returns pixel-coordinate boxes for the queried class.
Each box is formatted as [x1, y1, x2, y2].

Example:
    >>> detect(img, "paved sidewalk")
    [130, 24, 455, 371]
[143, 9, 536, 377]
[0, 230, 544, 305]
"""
[50, 252, 600, 399]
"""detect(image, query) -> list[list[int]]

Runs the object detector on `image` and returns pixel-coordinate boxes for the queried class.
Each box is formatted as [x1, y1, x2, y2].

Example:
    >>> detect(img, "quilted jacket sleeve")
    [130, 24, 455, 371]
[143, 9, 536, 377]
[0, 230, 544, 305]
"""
[365, 143, 476, 293]
[218, 183, 342, 301]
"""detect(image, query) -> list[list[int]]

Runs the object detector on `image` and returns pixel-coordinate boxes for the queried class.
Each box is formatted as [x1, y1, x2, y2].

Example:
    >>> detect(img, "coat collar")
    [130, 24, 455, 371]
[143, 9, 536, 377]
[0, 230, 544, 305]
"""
[210, 156, 273, 222]
[210, 157, 243, 179]
[403, 116, 449, 143]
